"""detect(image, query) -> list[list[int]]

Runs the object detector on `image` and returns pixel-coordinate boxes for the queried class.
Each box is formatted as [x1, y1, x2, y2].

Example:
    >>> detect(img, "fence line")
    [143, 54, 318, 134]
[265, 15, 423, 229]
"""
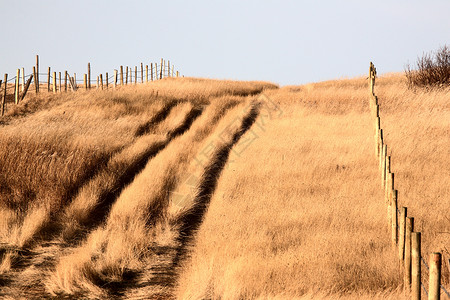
[0, 55, 183, 116]
[368, 62, 449, 300]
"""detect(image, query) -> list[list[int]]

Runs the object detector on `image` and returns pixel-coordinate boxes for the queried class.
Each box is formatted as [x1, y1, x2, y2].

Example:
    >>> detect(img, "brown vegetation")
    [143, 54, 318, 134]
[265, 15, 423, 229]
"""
[405, 45, 450, 88]
[0, 73, 448, 299]
[0, 78, 276, 298]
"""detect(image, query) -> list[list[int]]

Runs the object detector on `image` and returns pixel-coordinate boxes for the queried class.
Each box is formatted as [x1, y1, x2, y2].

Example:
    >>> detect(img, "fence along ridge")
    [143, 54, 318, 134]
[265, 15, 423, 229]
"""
[368, 62, 449, 300]
[0, 55, 183, 116]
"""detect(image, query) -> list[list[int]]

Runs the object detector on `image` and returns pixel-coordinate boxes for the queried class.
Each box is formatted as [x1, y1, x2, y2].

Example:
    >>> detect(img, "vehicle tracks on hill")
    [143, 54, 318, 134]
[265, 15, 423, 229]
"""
[0, 101, 204, 298]
[122, 101, 261, 299]
[0, 94, 264, 299]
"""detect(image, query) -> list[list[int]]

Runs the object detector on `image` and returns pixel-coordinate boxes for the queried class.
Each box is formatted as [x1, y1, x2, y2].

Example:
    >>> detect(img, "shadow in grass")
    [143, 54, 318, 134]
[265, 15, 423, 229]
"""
[80, 103, 257, 298]
[174, 101, 260, 267]
[134, 99, 181, 137]
[66, 107, 204, 245]
[124, 102, 261, 298]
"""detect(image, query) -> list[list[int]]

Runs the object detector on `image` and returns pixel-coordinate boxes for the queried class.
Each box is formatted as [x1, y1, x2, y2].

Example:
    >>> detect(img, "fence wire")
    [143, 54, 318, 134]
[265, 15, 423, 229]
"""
[441, 285, 450, 298]
[4, 63, 177, 85]
[374, 66, 450, 299]
[421, 282, 429, 296]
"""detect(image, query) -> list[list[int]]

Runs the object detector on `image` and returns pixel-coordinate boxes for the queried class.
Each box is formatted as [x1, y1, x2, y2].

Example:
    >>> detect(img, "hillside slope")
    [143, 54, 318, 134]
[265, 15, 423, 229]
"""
[176, 75, 449, 299]
[0, 75, 448, 299]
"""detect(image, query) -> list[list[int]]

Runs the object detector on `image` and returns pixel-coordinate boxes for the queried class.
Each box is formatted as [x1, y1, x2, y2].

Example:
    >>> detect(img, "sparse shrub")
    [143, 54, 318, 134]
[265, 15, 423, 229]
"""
[405, 45, 450, 88]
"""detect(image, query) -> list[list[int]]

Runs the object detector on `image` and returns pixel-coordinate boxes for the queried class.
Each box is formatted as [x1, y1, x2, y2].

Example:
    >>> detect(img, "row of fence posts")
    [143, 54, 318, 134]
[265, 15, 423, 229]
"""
[0, 55, 181, 116]
[369, 62, 448, 300]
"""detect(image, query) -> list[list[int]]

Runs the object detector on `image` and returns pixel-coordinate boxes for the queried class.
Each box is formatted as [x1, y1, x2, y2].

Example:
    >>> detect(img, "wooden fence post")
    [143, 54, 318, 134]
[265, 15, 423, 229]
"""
[146, 65, 148, 82]
[125, 66, 128, 85]
[69, 76, 75, 91]
[373, 106, 379, 126]
[176, 70, 179, 77]
[35, 55, 39, 93]
[378, 129, 383, 162]
[88, 62, 91, 89]
[33, 66, 38, 93]
[100, 74, 103, 90]
[371, 100, 379, 121]
[69, 75, 77, 92]
[411, 232, 421, 300]
[105, 72, 108, 89]
[399, 207, 407, 260]
[120, 66, 124, 85]
[141, 63, 143, 83]
[391, 190, 398, 246]
[47, 67, 51, 92]
[371, 62, 376, 95]
[386, 175, 392, 222]
[20, 74, 33, 101]
[84, 74, 88, 89]
[64, 71, 68, 92]
[59, 72, 62, 92]
[378, 132, 384, 169]
[114, 70, 118, 89]
[404, 217, 414, 290]
[429, 253, 441, 300]
[135, 66, 137, 85]
[74, 73, 77, 90]
[1, 74, 7, 115]
[167, 61, 170, 77]
[151, 63, 154, 81]
[160, 58, 163, 79]
[386, 172, 394, 206]
[21, 67, 25, 92]
[52, 72, 57, 93]
[374, 116, 380, 157]
[381, 144, 387, 187]
[385, 155, 391, 187]
[15, 68, 20, 104]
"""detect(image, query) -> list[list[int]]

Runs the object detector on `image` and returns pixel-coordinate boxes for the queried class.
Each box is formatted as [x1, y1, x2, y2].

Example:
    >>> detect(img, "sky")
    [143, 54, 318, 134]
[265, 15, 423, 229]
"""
[0, 0, 449, 86]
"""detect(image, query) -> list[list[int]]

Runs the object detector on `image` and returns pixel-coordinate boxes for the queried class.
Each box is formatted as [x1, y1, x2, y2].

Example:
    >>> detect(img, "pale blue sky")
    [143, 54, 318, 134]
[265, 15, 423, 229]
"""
[1, 0, 449, 86]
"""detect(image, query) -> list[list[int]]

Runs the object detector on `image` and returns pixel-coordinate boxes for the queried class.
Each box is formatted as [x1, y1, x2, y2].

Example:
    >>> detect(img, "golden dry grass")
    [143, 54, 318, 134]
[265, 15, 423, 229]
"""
[175, 74, 449, 299]
[0, 73, 448, 299]
[0, 77, 276, 298]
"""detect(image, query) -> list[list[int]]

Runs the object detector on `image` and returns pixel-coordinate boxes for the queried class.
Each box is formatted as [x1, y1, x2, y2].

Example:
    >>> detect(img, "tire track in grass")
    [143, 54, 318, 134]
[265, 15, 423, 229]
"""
[134, 99, 181, 137]
[123, 101, 261, 299]
[45, 98, 241, 299]
[0, 102, 203, 298]
[0, 98, 185, 251]
[175, 101, 260, 263]
[61, 102, 203, 243]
